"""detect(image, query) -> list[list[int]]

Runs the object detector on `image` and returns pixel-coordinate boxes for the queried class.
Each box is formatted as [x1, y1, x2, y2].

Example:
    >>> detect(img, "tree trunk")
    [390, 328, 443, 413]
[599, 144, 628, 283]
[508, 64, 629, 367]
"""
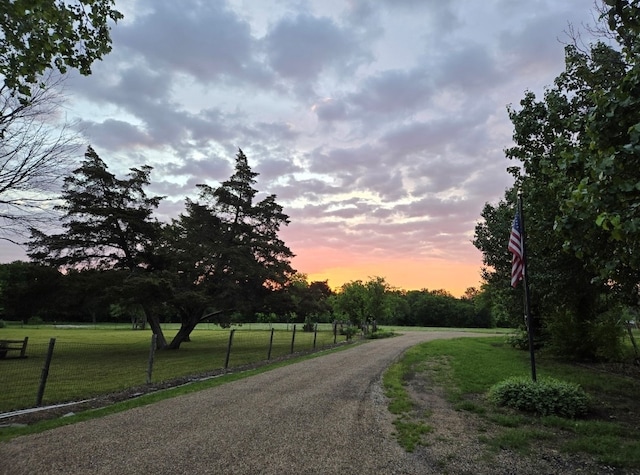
[142, 305, 168, 349]
[167, 317, 198, 349]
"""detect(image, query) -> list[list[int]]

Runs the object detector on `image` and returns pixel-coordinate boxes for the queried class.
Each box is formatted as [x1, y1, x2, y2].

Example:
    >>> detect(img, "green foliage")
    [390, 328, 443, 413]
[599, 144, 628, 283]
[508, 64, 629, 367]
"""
[27, 316, 44, 326]
[0, 319, 6, 328]
[545, 307, 626, 361]
[302, 315, 315, 332]
[366, 329, 395, 339]
[473, 5, 640, 360]
[488, 377, 589, 418]
[340, 325, 359, 340]
[256, 312, 277, 328]
[0, 1, 123, 99]
[330, 280, 485, 329]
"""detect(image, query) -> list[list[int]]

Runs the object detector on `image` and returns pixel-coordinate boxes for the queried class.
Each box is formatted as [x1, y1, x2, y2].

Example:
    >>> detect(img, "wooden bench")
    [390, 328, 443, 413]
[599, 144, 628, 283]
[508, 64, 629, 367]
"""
[0, 337, 29, 359]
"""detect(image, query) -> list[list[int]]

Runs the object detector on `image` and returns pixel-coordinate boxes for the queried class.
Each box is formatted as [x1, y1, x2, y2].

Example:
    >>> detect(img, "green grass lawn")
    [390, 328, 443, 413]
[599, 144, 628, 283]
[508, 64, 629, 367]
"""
[383, 336, 640, 470]
[0, 323, 343, 413]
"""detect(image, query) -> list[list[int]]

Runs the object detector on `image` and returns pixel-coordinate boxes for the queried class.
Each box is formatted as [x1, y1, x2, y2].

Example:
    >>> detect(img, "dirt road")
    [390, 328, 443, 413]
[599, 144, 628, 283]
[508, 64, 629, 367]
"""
[0, 331, 484, 475]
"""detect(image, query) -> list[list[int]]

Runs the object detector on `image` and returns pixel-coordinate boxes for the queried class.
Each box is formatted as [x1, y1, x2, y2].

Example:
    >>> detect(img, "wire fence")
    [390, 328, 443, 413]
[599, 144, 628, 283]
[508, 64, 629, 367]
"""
[0, 325, 352, 414]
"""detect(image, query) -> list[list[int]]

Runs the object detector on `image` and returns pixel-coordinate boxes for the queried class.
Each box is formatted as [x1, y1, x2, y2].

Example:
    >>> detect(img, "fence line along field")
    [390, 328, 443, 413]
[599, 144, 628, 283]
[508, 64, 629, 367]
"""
[0, 323, 348, 413]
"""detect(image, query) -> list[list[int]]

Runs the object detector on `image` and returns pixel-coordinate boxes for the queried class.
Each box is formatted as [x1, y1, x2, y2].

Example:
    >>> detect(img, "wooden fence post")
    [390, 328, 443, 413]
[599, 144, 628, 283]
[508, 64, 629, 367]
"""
[267, 328, 275, 360]
[290, 324, 296, 354]
[313, 324, 318, 349]
[224, 329, 235, 370]
[36, 338, 56, 407]
[147, 334, 157, 384]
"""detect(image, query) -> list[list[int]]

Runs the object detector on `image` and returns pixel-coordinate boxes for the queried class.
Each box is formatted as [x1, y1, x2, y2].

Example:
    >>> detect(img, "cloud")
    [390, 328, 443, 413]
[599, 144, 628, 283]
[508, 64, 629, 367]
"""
[116, 0, 267, 85]
[264, 13, 365, 83]
[343, 68, 435, 121]
[76, 119, 155, 151]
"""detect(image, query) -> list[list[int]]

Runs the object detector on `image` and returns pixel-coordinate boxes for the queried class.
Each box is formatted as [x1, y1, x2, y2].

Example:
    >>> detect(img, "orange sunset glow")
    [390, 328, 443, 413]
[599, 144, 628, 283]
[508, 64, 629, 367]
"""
[292, 250, 484, 297]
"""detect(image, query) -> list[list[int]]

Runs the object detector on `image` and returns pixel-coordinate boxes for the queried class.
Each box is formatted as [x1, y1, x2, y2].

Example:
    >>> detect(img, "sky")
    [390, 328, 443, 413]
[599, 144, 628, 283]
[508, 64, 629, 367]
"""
[1, 0, 600, 296]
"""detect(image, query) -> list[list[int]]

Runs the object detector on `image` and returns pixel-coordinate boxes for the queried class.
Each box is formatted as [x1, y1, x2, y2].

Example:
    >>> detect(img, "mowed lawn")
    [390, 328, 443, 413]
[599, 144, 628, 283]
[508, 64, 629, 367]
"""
[0, 323, 343, 413]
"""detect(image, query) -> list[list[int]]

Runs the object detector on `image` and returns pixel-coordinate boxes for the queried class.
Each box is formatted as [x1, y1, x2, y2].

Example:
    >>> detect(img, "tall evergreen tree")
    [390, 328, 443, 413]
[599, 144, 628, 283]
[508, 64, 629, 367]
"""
[28, 146, 169, 345]
[162, 149, 295, 348]
[28, 146, 163, 270]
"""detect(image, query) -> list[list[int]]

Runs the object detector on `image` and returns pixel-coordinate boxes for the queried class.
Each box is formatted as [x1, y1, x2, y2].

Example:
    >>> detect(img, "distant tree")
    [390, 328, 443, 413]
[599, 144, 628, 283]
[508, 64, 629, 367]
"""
[330, 280, 368, 326]
[0, 261, 61, 323]
[55, 268, 120, 323]
[0, 1, 123, 100]
[330, 276, 392, 326]
[283, 273, 333, 323]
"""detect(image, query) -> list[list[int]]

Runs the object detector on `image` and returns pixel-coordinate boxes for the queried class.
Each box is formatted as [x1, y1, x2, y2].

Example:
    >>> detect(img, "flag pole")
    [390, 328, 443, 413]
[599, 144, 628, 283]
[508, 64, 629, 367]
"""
[518, 190, 537, 382]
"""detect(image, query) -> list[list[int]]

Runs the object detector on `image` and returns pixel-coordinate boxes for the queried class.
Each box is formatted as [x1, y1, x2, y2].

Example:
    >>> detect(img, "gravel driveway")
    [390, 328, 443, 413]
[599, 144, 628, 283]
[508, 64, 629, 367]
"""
[0, 331, 486, 475]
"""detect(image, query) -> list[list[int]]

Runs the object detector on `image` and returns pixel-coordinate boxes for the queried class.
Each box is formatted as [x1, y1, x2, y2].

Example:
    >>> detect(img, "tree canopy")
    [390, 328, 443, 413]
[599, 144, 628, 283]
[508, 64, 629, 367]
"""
[0, 1, 123, 99]
[473, 2, 640, 361]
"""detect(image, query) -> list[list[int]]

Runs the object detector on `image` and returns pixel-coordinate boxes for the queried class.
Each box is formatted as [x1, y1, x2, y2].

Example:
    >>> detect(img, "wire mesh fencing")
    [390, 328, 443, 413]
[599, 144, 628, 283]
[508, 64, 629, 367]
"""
[0, 325, 349, 414]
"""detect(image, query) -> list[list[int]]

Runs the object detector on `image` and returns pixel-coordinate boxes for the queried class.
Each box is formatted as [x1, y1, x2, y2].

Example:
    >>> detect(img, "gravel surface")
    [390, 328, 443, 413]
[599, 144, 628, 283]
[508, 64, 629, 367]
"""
[0, 331, 620, 475]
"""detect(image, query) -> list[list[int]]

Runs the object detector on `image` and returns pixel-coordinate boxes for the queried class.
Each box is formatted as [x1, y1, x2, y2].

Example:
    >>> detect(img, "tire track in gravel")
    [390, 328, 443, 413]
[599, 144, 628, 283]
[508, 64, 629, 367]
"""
[0, 331, 489, 475]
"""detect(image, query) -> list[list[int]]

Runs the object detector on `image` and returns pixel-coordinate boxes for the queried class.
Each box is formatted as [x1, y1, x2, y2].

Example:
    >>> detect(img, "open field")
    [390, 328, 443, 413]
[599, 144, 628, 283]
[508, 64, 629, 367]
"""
[0, 322, 346, 413]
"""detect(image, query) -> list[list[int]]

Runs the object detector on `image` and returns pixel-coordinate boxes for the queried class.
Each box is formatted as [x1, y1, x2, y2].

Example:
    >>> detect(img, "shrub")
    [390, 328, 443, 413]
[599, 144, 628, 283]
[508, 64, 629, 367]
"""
[545, 308, 625, 362]
[302, 315, 316, 332]
[341, 325, 359, 340]
[0, 319, 5, 328]
[488, 376, 589, 418]
[367, 329, 395, 339]
[27, 316, 44, 326]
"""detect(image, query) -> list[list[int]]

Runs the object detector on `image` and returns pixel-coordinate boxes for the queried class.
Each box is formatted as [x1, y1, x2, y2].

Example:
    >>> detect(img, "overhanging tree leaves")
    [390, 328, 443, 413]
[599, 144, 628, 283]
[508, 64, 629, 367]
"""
[551, 4, 640, 298]
[0, 0, 123, 99]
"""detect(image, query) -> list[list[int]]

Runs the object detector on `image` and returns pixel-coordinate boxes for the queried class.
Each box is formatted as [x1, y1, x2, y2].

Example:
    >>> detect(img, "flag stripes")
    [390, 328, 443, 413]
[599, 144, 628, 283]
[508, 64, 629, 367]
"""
[508, 212, 524, 287]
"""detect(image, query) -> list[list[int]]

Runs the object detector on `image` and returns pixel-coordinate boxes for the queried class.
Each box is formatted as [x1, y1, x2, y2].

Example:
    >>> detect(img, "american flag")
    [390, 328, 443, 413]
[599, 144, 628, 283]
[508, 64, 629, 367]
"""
[508, 212, 524, 287]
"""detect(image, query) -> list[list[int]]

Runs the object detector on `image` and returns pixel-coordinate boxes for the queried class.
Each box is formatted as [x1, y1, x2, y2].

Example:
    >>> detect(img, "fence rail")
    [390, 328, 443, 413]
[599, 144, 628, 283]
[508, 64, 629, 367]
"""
[0, 325, 350, 414]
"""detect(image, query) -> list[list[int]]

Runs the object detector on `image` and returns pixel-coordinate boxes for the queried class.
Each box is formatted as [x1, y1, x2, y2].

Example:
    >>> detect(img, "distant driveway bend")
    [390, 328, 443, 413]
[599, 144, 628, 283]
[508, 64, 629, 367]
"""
[0, 331, 488, 475]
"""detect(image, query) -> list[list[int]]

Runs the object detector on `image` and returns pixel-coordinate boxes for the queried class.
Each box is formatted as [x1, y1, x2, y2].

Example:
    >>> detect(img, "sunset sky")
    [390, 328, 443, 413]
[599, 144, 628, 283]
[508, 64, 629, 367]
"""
[0, 0, 599, 296]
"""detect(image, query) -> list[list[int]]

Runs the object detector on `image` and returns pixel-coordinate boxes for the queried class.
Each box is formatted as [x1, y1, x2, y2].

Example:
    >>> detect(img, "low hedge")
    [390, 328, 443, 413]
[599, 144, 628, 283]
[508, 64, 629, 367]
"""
[488, 376, 589, 418]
